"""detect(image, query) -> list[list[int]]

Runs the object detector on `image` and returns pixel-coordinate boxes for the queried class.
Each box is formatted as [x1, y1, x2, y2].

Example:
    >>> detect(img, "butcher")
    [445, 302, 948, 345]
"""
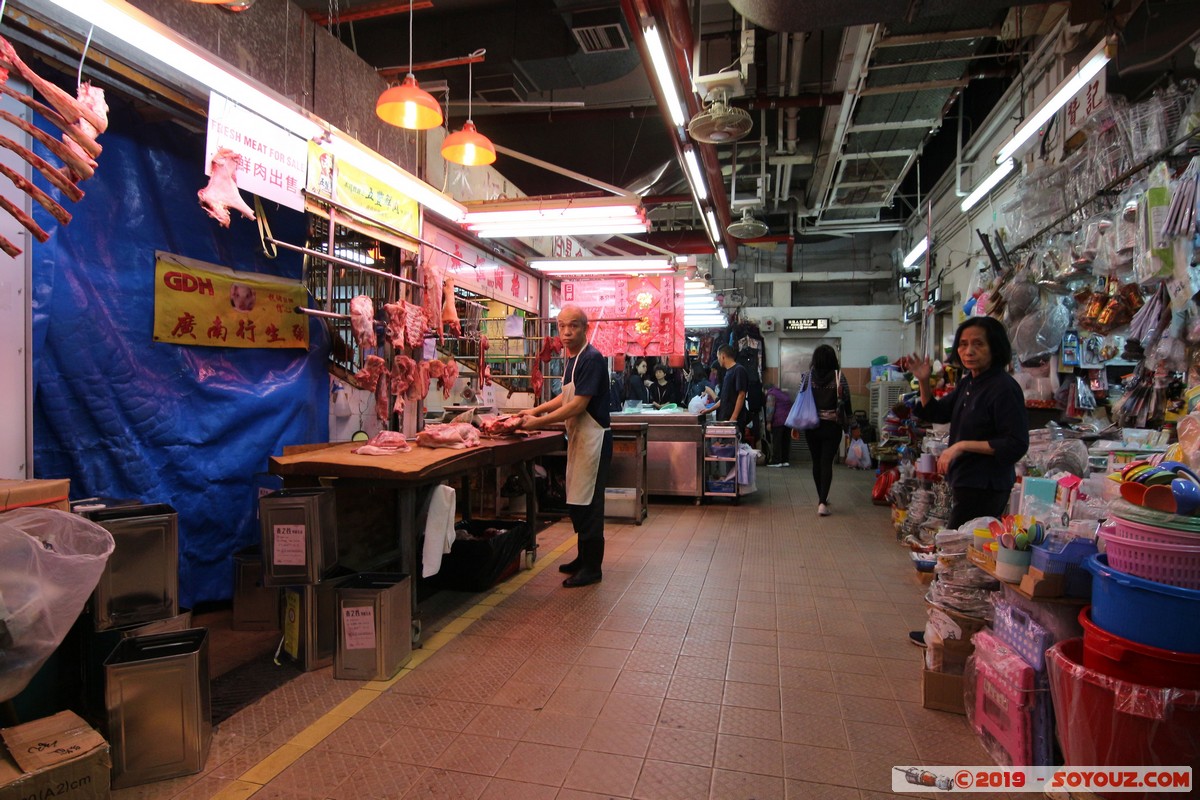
[518, 304, 611, 588]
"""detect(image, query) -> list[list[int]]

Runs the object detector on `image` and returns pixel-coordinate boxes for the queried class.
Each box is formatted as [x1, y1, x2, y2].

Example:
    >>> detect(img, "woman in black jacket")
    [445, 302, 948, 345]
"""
[794, 344, 851, 516]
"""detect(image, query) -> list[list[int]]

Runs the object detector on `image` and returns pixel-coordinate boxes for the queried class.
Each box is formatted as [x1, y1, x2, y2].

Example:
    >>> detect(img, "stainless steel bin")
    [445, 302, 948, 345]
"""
[232, 547, 280, 631]
[259, 488, 338, 586]
[85, 503, 178, 631]
[103, 628, 211, 789]
[281, 571, 350, 672]
[334, 573, 412, 681]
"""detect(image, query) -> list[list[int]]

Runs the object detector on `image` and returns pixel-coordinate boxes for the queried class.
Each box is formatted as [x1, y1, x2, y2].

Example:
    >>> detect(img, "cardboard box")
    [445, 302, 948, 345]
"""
[927, 635, 976, 675]
[0, 479, 70, 513]
[921, 669, 966, 715]
[0, 711, 110, 800]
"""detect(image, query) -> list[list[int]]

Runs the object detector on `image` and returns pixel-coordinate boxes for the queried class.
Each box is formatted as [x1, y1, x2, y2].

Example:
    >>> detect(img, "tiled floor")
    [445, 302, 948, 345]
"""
[116, 463, 1003, 800]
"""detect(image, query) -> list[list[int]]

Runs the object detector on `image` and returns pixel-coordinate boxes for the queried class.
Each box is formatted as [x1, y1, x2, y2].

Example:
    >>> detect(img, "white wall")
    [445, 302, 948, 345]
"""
[742, 304, 909, 369]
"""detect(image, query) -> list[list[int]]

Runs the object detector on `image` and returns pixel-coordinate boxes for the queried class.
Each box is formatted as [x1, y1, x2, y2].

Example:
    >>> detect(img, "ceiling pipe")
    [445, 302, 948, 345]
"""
[737, 92, 842, 110]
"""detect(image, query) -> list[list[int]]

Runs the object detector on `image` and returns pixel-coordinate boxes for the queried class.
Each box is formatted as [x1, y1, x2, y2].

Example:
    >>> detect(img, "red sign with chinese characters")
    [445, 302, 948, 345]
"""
[561, 276, 684, 357]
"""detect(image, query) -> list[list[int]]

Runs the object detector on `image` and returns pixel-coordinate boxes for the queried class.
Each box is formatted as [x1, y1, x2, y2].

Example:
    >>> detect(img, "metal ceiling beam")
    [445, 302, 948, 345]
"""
[309, 0, 434, 26]
[840, 149, 915, 160]
[875, 27, 1003, 47]
[848, 119, 939, 132]
[858, 77, 970, 96]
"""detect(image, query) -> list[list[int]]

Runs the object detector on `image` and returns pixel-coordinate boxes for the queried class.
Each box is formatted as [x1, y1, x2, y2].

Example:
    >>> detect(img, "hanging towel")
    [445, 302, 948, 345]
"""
[421, 484, 457, 577]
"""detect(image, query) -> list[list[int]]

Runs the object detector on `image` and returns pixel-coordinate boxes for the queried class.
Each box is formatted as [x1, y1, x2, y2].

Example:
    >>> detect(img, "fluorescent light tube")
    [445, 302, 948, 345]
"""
[960, 158, 1015, 213]
[704, 210, 721, 242]
[902, 237, 928, 269]
[995, 37, 1112, 164]
[643, 24, 688, 128]
[531, 265, 676, 276]
[472, 221, 650, 238]
[716, 247, 730, 270]
[528, 257, 673, 271]
[463, 199, 645, 223]
[683, 147, 709, 202]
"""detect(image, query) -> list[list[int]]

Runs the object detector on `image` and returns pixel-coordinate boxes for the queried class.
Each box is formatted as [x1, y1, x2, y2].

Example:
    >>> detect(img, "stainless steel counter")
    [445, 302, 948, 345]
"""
[611, 411, 706, 501]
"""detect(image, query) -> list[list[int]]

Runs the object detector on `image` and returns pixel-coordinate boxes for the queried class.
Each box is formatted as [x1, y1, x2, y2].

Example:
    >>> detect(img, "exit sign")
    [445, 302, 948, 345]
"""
[783, 318, 829, 332]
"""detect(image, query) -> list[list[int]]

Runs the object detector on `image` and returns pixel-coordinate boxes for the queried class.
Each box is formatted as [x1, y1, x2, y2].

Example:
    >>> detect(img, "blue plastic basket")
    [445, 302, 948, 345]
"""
[1031, 537, 1097, 598]
[992, 599, 1055, 671]
[1085, 554, 1200, 653]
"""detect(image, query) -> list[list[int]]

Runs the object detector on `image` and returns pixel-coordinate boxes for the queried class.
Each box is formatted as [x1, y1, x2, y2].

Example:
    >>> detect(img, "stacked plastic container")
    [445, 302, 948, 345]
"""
[964, 599, 1055, 766]
[1046, 499, 1200, 798]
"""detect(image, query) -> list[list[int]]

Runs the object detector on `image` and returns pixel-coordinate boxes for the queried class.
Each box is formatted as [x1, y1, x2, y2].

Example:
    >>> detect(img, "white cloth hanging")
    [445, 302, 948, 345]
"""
[421, 484, 457, 578]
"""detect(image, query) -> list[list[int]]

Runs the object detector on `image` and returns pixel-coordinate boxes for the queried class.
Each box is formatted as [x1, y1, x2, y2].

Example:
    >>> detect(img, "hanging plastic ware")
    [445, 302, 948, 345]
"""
[0, 508, 115, 702]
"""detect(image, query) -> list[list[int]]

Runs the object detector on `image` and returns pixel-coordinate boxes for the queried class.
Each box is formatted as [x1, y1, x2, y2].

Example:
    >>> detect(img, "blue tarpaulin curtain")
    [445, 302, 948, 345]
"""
[29, 88, 329, 607]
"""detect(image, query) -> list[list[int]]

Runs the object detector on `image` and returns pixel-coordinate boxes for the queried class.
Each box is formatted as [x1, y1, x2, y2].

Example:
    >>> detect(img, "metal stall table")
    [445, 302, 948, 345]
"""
[268, 431, 564, 645]
[612, 411, 705, 504]
[608, 422, 648, 524]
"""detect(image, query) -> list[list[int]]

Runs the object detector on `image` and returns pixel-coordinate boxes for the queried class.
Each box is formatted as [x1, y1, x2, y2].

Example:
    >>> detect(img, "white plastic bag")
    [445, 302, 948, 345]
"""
[687, 395, 708, 413]
[0, 508, 114, 702]
[845, 439, 871, 469]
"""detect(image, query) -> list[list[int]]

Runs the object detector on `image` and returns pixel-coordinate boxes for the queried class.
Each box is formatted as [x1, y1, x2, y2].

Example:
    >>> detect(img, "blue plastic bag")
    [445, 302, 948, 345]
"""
[786, 372, 819, 430]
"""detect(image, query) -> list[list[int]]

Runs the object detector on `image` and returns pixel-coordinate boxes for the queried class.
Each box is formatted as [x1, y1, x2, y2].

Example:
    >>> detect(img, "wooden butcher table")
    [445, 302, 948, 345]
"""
[269, 431, 565, 644]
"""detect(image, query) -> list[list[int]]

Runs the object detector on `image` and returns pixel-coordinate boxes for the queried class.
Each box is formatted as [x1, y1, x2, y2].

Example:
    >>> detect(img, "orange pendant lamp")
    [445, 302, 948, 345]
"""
[376, 0, 443, 130]
[441, 51, 495, 166]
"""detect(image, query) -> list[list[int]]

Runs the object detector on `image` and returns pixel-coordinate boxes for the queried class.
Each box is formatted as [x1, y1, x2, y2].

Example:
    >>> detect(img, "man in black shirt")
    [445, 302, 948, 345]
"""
[714, 344, 749, 428]
[519, 305, 612, 587]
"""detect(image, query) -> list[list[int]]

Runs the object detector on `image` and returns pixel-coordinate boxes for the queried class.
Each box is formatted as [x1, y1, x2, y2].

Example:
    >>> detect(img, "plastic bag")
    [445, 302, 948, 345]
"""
[687, 395, 709, 413]
[845, 439, 872, 469]
[785, 372, 819, 430]
[0, 508, 114, 702]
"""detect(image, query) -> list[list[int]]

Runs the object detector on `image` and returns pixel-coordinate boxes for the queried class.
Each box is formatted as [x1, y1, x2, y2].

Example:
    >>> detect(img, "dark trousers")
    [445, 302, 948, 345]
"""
[804, 420, 843, 504]
[568, 430, 613, 544]
[948, 486, 1014, 529]
[770, 425, 790, 464]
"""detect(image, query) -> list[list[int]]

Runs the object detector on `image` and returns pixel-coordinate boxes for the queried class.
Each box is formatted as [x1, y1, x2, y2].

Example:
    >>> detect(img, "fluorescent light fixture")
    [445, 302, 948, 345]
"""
[527, 257, 674, 273]
[995, 37, 1113, 164]
[47, 0, 470, 223]
[960, 158, 1015, 213]
[902, 237, 928, 269]
[683, 147, 709, 202]
[643, 24, 688, 128]
[704, 210, 721, 241]
[472, 221, 650, 238]
[464, 198, 645, 224]
[716, 247, 730, 270]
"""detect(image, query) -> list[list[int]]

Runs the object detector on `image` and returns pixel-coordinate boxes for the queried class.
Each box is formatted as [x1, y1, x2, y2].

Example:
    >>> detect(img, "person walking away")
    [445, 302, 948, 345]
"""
[519, 305, 613, 587]
[905, 316, 1029, 644]
[649, 364, 682, 408]
[764, 383, 792, 466]
[713, 345, 748, 430]
[797, 344, 851, 516]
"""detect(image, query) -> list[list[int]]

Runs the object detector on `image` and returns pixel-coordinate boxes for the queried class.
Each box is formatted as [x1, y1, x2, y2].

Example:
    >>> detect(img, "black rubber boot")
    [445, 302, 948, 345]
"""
[563, 539, 603, 587]
[558, 553, 582, 574]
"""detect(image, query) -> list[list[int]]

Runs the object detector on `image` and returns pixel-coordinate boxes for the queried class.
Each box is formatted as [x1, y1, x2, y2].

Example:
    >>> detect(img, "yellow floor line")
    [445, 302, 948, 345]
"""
[219, 532, 578, 798]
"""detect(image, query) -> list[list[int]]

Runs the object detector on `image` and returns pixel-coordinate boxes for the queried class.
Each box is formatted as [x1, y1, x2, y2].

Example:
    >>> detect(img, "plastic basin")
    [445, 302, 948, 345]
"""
[1084, 554, 1200, 653]
[1080, 607, 1200, 690]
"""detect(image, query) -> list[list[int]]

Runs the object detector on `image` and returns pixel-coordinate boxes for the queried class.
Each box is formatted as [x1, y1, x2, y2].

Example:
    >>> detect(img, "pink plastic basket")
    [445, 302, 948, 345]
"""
[1108, 516, 1200, 547]
[1099, 528, 1200, 590]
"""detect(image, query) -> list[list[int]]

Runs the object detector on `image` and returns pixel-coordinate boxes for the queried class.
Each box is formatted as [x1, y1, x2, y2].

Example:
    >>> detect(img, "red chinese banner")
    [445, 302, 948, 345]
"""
[561, 276, 683, 357]
[153, 252, 309, 349]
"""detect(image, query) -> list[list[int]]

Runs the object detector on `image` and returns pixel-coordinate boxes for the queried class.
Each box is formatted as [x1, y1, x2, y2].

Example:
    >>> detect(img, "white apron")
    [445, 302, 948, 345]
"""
[563, 354, 607, 506]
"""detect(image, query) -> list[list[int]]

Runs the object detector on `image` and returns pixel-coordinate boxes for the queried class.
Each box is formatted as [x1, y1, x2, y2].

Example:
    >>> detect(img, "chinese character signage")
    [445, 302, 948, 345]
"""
[306, 142, 420, 241]
[421, 228, 536, 312]
[205, 93, 307, 211]
[1064, 69, 1107, 142]
[561, 276, 684, 357]
[783, 318, 829, 332]
[153, 252, 309, 349]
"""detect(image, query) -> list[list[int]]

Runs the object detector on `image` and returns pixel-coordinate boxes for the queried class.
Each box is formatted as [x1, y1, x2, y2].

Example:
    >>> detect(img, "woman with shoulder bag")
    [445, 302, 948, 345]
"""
[792, 344, 851, 516]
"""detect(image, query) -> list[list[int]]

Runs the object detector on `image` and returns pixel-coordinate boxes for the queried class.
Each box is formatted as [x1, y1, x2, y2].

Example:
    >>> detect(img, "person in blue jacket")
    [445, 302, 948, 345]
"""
[908, 317, 1029, 529]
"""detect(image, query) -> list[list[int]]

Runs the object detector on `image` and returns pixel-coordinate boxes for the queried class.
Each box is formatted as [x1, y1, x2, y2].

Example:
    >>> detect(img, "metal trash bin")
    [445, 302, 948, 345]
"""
[280, 569, 351, 672]
[84, 503, 178, 631]
[335, 573, 412, 681]
[232, 547, 280, 631]
[103, 629, 211, 789]
[259, 488, 338, 586]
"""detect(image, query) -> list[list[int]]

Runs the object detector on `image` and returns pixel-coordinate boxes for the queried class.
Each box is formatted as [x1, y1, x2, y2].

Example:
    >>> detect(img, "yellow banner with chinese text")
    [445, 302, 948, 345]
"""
[153, 253, 309, 349]
[306, 141, 419, 246]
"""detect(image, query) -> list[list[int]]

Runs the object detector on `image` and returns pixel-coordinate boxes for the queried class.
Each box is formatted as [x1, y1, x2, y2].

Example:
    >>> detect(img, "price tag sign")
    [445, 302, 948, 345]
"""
[272, 524, 307, 566]
[342, 606, 377, 650]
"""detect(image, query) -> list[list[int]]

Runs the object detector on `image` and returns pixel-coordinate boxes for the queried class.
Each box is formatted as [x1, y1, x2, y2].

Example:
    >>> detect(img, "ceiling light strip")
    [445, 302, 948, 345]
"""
[960, 158, 1015, 213]
[902, 237, 928, 268]
[682, 147, 709, 202]
[995, 37, 1113, 164]
[643, 24, 688, 129]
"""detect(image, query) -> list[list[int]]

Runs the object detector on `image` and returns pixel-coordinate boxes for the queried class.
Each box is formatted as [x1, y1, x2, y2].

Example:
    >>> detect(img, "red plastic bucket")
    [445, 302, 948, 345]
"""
[1047, 640, 1200, 799]
[1080, 607, 1200, 689]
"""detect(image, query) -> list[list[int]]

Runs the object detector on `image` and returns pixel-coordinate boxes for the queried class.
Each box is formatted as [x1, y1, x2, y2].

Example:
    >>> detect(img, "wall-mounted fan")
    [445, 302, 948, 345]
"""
[727, 208, 768, 239]
[688, 72, 752, 144]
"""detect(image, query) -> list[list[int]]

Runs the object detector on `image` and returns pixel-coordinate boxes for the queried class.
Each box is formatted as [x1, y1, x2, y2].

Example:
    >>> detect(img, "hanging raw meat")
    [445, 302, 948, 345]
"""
[530, 358, 543, 399]
[438, 357, 460, 399]
[442, 279, 462, 338]
[390, 355, 418, 415]
[0, 133, 83, 201]
[0, 83, 101, 160]
[61, 83, 107, 182]
[538, 336, 563, 363]
[0, 162, 70, 226]
[349, 295, 377, 350]
[0, 106, 94, 180]
[374, 372, 390, 420]
[383, 302, 406, 349]
[0, 37, 107, 135]
[423, 267, 444, 342]
[352, 354, 387, 391]
[198, 147, 256, 227]
[406, 360, 431, 402]
[477, 335, 491, 386]
[403, 301, 427, 347]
